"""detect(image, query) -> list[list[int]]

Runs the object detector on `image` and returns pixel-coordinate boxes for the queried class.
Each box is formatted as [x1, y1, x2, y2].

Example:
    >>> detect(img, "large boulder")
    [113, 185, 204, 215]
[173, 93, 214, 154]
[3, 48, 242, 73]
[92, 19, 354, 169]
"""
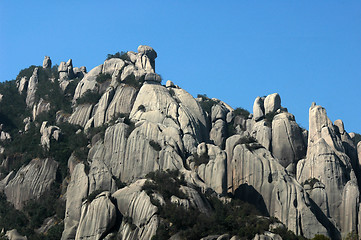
[42, 56, 52, 69]
[33, 98, 51, 120]
[195, 143, 227, 194]
[296, 103, 359, 236]
[112, 179, 159, 240]
[25, 67, 39, 108]
[68, 104, 94, 127]
[264, 93, 281, 115]
[75, 191, 117, 240]
[253, 97, 264, 121]
[4, 158, 58, 210]
[62, 163, 89, 240]
[271, 112, 306, 168]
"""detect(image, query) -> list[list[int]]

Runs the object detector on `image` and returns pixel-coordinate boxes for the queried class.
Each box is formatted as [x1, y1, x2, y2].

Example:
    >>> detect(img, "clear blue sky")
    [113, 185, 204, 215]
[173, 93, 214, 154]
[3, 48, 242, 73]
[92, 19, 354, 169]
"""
[1, 1, 360, 133]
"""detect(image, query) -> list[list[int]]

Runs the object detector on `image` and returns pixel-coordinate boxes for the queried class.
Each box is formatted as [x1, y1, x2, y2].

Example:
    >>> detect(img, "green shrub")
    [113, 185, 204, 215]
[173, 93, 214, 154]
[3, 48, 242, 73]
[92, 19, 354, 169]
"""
[122, 73, 143, 89]
[76, 90, 101, 105]
[353, 133, 361, 145]
[85, 190, 104, 203]
[311, 234, 330, 240]
[273, 227, 307, 240]
[265, 112, 278, 127]
[23, 183, 61, 229]
[234, 107, 250, 118]
[143, 170, 187, 200]
[344, 231, 358, 240]
[197, 94, 219, 115]
[112, 176, 126, 189]
[106, 51, 128, 61]
[0, 193, 29, 235]
[149, 140, 162, 151]
[302, 178, 320, 188]
[191, 152, 210, 166]
[96, 73, 112, 83]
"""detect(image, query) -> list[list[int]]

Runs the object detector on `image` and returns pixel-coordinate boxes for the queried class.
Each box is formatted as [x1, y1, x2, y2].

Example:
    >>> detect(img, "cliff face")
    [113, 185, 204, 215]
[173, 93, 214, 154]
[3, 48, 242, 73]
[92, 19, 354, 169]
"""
[0, 46, 360, 240]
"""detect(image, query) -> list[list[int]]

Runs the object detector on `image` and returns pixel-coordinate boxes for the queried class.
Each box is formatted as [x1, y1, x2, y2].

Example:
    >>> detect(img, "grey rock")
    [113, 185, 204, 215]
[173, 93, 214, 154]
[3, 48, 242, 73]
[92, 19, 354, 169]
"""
[26, 67, 39, 108]
[144, 72, 162, 83]
[105, 84, 138, 123]
[42, 56, 52, 69]
[196, 143, 227, 194]
[251, 120, 271, 150]
[137, 45, 157, 60]
[33, 98, 51, 120]
[4, 158, 58, 210]
[62, 163, 89, 240]
[271, 112, 306, 167]
[253, 96, 264, 121]
[68, 104, 94, 127]
[75, 192, 117, 240]
[112, 179, 159, 240]
[210, 119, 227, 149]
[18, 76, 28, 94]
[40, 121, 61, 150]
[253, 232, 282, 240]
[264, 93, 281, 115]
[5, 229, 27, 240]
[296, 103, 358, 236]
[226, 139, 330, 238]
[93, 87, 115, 127]
[166, 80, 175, 88]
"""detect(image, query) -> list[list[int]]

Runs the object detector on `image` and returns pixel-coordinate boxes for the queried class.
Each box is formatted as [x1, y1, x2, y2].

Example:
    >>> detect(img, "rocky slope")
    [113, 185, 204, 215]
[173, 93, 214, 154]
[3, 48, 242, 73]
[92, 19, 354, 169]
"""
[0, 45, 360, 240]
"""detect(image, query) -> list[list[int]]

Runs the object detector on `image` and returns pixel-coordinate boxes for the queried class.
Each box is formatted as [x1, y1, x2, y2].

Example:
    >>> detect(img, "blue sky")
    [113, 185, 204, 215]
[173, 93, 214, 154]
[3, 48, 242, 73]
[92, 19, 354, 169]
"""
[1, 1, 360, 133]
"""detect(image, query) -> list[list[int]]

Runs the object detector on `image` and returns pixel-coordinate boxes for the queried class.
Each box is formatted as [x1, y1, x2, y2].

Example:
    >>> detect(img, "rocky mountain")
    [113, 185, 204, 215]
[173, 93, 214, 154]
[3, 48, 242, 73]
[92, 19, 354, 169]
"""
[0, 45, 360, 240]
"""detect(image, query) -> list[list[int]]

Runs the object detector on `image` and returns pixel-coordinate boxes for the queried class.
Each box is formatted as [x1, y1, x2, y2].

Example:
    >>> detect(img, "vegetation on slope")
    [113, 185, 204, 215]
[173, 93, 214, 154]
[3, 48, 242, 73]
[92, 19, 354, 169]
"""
[142, 170, 306, 240]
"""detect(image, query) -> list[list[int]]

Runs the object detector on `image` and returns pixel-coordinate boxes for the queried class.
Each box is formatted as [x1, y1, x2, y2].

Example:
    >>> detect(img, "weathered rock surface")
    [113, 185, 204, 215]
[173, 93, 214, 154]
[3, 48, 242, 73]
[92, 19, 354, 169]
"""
[112, 179, 158, 240]
[253, 232, 282, 240]
[33, 98, 51, 120]
[271, 112, 306, 168]
[17, 76, 28, 94]
[75, 191, 117, 240]
[40, 121, 61, 150]
[62, 163, 89, 240]
[25, 67, 39, 108]
[195, 143, 227, 194]
[130, 83, 208, 154]
[6, 229, 27, 240]
[121, 121, 183, 182]
[68, 104, 94, 127]
[296, 104, 359, 236]
[104, 84, 138, 123]
[264, 93, 281, 115]
[4, 158, 58, 210]
[251, 120, 272, 150]
[43, 56, 52, 69]
[226, 135, 332, 238]
[253, 97, 264, 121]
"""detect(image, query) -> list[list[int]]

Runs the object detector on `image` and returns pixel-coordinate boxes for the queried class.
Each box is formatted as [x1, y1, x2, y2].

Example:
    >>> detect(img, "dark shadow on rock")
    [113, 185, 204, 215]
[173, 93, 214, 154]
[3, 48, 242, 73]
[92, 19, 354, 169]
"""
[233, 183, 269, 216]
[308, 196, 341, 240]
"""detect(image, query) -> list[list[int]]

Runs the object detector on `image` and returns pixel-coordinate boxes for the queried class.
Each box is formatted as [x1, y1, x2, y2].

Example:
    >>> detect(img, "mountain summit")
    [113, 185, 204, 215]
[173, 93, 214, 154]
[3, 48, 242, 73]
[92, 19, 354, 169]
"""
[0, 46, 360, 240]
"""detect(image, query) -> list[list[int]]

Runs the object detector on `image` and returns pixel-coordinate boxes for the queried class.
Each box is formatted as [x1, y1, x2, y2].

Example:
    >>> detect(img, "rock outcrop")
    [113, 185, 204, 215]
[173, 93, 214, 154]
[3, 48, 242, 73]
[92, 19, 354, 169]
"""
[271, 112, 306, 168]
[112, 179, 158, 240]
[4, 158, 58, 210]
[40, 121, 61, 150]
[226, 135, 332, 238]
[62, 163, 89, 240]
[75, 191, 117, 240]
[43, 56, 52, 69]
[25, 67, 39, 108]
[296, 103, 359, 237]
